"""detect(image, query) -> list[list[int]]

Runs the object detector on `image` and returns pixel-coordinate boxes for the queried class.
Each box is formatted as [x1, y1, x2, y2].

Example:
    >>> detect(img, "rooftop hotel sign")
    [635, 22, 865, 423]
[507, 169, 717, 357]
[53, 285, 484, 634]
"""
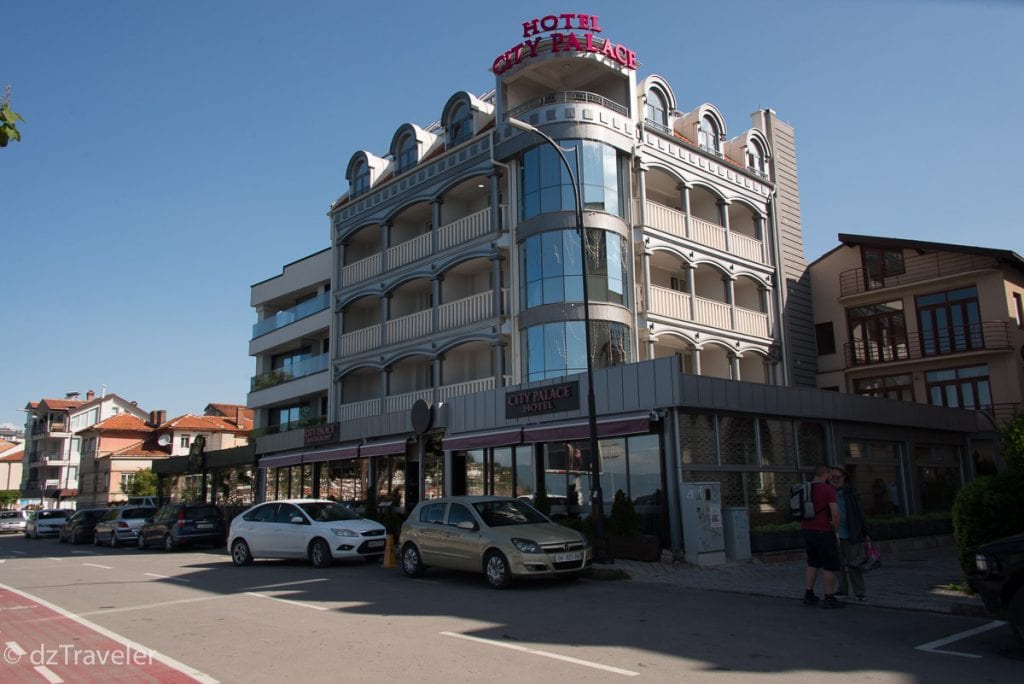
[492, 13, 637, 75]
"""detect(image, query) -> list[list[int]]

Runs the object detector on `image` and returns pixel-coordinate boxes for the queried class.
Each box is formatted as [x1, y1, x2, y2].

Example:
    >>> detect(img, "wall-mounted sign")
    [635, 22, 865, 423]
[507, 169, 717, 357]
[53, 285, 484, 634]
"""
[506, 380, 579, 419]
[305, 422, 339, 447]
[492, 13, 637, 75]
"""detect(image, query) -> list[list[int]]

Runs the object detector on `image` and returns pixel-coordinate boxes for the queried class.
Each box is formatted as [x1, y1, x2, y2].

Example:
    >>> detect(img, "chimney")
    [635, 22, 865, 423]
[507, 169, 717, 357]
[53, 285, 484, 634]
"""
[156, 410, 167, 426]
[236, 406, 244, 427]
[148, 410, 159, 427]
[86, 390, 95, 401]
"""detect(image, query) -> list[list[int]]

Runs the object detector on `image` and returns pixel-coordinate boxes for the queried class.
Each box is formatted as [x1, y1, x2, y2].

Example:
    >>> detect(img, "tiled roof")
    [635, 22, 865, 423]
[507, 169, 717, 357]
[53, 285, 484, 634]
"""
[1, 447, 24, 463]
[0, 439, 17, 454]
[205, 403, 254, 426]
[161, 414, 249, 432]
[38, 399, 84, 411]
[109, 440, 171, 457]
[90, 414, 153, 432]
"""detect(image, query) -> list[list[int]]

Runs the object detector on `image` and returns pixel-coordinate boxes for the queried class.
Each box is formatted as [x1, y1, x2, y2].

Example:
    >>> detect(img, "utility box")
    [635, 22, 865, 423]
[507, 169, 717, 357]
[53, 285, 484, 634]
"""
[680, 482, 725, 566]
[723, 507, 751, 561]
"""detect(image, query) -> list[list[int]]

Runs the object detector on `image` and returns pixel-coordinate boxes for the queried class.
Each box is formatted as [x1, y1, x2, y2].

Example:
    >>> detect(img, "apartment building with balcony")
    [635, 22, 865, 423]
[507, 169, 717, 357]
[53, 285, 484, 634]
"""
[810, 234, 1024, 473]
[21, 390, 149, 508]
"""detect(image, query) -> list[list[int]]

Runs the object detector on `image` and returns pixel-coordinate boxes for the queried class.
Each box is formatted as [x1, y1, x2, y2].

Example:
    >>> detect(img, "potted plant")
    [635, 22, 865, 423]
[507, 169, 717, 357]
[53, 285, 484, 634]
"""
[606, 490, 661, 562]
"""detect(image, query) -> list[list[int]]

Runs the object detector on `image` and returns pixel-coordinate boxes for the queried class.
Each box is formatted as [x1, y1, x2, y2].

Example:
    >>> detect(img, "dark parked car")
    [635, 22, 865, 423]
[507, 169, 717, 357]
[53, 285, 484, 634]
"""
[137, 503, 226, 551]
[58, 508, 110, 544]
[93, 506, 158, 547]
[969, 532, 1024, 647]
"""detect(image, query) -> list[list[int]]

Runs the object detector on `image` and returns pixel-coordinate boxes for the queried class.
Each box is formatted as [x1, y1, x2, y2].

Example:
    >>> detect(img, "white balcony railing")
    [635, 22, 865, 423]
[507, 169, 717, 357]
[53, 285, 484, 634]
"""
[385, 389, 433, 414]
[342, 253, 381, 287]
[438, 376, 510, 402]
[690, 215, 727, 252]
[438, 208, 491, 251]
[338, 399, 380, 422]
[648, 286, 692, 320]
[385, 309, 432, 344]
[340, 326, 381, 355]
[641, 200, 687, 240]
[734, 306, 769, 337]
[387, 232, 432, 269]
[640, 200, 768, 266]
[693, 296, 731, 329]
[438, 290, 495, 330]
[730, 231, 764, 264]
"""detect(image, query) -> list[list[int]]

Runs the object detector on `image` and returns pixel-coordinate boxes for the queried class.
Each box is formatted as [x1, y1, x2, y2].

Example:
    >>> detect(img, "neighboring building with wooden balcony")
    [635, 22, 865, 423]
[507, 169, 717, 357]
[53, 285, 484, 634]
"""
[810, 234, 1024, 444]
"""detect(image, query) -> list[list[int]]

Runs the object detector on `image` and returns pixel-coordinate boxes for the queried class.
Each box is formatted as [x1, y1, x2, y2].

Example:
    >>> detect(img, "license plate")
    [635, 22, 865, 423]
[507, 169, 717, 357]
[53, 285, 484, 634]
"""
[554, 551, 582, 563]
[196, 523, 213, 529]
[366, 540, 385, 548]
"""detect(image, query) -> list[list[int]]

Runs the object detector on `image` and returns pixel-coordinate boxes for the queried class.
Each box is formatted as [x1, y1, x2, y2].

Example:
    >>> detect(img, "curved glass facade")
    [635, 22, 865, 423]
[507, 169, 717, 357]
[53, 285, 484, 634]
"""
[520, 139, 622, 219]
[523, 321, 632, 382]
[520, 229, 627, 309]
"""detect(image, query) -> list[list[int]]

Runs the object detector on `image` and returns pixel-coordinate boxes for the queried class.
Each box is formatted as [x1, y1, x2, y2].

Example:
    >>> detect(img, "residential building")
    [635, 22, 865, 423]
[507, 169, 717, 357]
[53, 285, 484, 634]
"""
[249, 15, 988, 551]
[809, 234, 1024, 474]
[21, 391, 149, 509]
[1, 441, 25, 493]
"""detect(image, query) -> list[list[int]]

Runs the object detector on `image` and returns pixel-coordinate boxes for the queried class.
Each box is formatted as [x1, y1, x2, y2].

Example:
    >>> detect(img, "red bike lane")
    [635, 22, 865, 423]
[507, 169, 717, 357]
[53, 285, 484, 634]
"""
[0, 585, 216, 683]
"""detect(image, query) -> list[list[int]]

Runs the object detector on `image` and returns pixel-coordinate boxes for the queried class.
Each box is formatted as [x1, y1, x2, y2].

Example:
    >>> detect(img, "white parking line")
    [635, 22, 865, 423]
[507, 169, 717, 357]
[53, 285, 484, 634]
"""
[241, 578, 328, 591]
[35, 665, 63, 683]
[44, 557, 62, 562]
[145, 573, 191, 583]
[440, 631, 639, 676]
[80, 594, 235, 617]
[245, 592, 328, 611]
[914, 620, 1006, 658]
[82, 563, 112, 570]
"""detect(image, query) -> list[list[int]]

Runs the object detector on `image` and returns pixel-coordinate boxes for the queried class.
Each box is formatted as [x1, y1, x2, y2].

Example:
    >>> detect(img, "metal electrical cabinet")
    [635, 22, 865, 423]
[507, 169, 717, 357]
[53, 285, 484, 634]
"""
[681, 482, 726, 566]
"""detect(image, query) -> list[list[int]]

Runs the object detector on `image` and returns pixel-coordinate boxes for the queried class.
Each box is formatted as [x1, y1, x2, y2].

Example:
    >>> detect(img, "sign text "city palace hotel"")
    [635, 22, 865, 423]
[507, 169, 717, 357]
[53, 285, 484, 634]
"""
[492, 13, 638, 75]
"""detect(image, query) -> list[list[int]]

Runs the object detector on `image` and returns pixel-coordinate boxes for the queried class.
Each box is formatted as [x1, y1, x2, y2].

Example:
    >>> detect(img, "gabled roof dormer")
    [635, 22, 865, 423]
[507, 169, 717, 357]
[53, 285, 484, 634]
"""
[389, 123, 438, 176]
[639, 75, 676, 132]
[441, 91, 495, 148]
[345, 150, 389, 199]
[679, 104, 727, 157]
[725, 128, 772, 181]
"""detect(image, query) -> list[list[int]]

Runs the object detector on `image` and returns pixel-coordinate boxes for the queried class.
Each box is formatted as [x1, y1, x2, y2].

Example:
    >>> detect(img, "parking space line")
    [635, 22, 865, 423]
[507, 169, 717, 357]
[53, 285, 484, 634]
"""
[241, 578, 328, 591]
[44, 557, 62, 562]
[82, 563, 112, 570]
[35, 665, 63, 683]
[440, 631, 639, 676]
[80, 594, 235, 617]
[144, 573, 191, 583]
[245, 592, 328, 611]
[914, 620, 1005, 658]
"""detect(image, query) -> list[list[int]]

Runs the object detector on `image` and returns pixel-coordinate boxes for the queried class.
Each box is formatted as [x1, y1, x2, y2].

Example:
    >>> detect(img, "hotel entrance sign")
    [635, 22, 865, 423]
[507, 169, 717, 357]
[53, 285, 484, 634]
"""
[505, 380, 579, 419]
[492, 13, 638, 75]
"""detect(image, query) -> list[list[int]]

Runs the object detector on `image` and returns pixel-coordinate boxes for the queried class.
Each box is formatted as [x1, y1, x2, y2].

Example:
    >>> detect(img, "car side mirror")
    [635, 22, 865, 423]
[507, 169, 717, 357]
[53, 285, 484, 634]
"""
[456, 520, 477, 531]
[290, 516, 305, 525]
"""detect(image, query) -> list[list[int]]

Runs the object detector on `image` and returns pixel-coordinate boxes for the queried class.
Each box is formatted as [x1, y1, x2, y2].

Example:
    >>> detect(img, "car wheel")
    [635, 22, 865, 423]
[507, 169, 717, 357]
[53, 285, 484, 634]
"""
[1010, 587, 1024, 648]
[484, 550, 511, 589]
[309, 539, 332, 568]
[163, 534, 175, 552]
[109, 532, 118, 548]
[401, 543, 425, 578]
[231, 539, 253, 566]
[70, 529, 78, 545]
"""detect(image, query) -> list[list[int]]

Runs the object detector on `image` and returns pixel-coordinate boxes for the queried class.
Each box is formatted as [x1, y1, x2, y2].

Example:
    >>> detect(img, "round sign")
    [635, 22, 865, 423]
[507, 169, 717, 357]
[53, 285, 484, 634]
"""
[410, 399, 433, 435]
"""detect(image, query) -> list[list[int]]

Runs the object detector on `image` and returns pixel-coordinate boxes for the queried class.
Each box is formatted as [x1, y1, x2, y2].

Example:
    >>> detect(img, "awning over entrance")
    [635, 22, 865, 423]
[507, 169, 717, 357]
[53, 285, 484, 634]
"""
[521, 413, 653, 444]
[259, 443, 361, 469]
[360, 438, 410, 458]
[441, 427, 524, 451]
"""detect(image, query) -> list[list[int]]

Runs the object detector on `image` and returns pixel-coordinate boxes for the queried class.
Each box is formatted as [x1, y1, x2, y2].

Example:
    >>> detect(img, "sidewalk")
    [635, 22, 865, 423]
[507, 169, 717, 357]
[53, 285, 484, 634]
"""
[602, 536, 986, 616]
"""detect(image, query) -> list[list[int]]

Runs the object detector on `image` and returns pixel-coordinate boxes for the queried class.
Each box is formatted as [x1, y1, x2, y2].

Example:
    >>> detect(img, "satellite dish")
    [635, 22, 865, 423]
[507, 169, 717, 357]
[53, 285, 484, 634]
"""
[157, 434, 171, 447]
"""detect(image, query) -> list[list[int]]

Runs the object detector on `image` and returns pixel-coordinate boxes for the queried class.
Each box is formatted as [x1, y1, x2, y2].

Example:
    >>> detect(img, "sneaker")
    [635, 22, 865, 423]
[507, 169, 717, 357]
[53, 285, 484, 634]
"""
[821, 595, 846, 609]
[802, 590, 819, 606]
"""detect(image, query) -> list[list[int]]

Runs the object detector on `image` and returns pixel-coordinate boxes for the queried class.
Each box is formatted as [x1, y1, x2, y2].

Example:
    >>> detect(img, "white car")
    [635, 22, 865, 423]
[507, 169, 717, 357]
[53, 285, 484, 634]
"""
[228, 499, 387, 568]
[25, 509, 69, 538]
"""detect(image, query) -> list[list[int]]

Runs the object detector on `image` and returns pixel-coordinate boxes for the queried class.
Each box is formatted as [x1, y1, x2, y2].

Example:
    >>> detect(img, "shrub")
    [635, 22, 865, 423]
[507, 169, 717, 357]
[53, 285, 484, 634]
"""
[607, 489, 640, 536]
[952, 471, 1024, 574]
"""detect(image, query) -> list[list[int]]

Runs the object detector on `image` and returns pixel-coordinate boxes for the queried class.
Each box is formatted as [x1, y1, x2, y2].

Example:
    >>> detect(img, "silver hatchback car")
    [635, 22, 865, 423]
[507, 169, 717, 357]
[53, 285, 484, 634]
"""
[400, 496, 591, 589]
[0, 510, 28, 534]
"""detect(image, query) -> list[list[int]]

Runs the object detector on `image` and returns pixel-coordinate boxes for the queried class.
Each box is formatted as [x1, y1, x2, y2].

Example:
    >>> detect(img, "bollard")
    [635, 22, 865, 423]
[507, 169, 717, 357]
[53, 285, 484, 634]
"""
[382, 534, 396, 568]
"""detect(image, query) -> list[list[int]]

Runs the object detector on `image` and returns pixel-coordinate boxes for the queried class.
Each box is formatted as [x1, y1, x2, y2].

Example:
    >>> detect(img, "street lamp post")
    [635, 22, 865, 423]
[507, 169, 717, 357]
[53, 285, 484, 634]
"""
[507, 117, 606, 559]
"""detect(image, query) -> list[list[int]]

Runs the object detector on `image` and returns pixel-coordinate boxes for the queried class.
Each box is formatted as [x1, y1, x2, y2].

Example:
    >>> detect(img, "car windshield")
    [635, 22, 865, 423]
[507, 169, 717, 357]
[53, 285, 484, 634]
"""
[38, 511, 67, 519]
[297, 502, 361, 522]
[472, 500, 548, 527]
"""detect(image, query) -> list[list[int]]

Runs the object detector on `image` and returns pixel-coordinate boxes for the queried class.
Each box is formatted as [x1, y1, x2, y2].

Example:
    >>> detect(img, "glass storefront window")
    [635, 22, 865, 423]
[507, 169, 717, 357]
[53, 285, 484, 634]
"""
[464, 449, 485, 496]
[514, 446, 535, 498]
[758, 418, 796, 466]
[523, 320, 631, 382]
[493, 448, 514, 497]
[520, 139, 622, 220]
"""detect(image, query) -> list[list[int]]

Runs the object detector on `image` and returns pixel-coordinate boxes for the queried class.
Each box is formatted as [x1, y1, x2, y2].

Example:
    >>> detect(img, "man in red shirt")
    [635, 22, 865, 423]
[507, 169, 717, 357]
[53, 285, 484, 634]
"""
[801, 464, 844, 609]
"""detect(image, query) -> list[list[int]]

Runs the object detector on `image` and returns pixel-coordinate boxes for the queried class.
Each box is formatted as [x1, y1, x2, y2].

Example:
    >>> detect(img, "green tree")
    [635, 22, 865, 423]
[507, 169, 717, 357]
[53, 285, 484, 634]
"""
[1, 86, 24, 147]
[0, 490, 19, 508]
[999, 410, 1024, 473]
[121, 468, 158, 497]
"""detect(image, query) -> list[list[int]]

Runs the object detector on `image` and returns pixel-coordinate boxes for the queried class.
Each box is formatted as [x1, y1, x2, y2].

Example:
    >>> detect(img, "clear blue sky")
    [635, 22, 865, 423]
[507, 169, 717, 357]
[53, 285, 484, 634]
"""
[2, 0, 1021, 429]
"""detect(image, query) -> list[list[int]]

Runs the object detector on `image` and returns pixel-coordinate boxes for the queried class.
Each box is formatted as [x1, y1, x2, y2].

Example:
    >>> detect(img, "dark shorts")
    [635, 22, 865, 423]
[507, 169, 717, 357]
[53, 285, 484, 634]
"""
[803, 529, 841, 572]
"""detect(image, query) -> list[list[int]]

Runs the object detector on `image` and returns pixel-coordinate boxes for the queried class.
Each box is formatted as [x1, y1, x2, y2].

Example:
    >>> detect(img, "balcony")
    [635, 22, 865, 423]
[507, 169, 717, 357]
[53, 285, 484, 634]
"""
[506, 90, 628, 121]
[844, 321, 1012, 367]
[343, 208, 495, 287]
[637, 200, 768, 266]
[340, 290, 506, 355]
[339, 376, 512, 422]
[643, 284, 770, 338]
[839, 252, 1000, 297]
[249, 415, 326, 439]
[253, 291, 331, 338]
[251, 353, 329, 392]
[32, 421, 68, 435]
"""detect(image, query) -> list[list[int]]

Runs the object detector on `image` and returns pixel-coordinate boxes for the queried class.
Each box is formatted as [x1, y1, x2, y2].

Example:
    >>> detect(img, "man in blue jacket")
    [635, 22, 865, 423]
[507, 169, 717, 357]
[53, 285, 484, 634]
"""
[832, 466, 871, 601]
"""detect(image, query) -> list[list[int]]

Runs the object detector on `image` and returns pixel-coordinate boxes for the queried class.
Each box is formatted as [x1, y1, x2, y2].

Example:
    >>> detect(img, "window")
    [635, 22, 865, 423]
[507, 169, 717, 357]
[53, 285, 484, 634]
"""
[350, 160, 369, 197]
[916, 287, 982, 356]
[746, 140, 767, 178]
[520, 229, 627, 309]
[846, 300, 908, 365]
[396, 135, 417, 173]
[815, 322, 836, 355]
[853, 374, 914, 401]
[861, 247, 905, 290]
[447, 503, 475, 527]
[698, 116, 720, 155]
[645, 88, 668, 128]
[1013, 292, 1023, 328]
[926, 365, 991, 410]
[447, 102, 472, 147]
[245, 503, 278, 522]
[520, 139, 621, 220]
[419, 502, 446, 524]
[179, 435, 190, 448]
[523, 321, 632, 382]
[119, 472, 134, 491]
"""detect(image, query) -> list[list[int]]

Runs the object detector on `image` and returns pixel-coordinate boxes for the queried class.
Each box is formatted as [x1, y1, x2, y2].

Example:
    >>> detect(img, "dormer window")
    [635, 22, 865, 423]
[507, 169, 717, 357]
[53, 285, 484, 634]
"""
[645, 88, 668, 130]
[351, 159, 369, 197]
[447, 102, 472, 147]
[396, 134, 417, 173]
[746, 139, 768, 179]
[698, 116, 721, 156]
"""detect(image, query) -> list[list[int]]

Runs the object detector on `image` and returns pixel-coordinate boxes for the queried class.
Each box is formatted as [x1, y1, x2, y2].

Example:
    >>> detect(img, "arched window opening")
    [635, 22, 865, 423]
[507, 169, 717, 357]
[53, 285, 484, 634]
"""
[447, 102, 473, 147]
[397, 135, 417, 173]
[645, 89, 668, 130]
[698, 116, 721, 156]
[351, 159, 370, 197]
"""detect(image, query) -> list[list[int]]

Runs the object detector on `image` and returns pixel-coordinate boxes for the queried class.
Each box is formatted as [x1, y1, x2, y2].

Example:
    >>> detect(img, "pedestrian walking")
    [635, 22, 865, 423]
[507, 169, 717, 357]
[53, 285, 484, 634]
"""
[801, 465, 844, 609]
[831, 466, 870, 601]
